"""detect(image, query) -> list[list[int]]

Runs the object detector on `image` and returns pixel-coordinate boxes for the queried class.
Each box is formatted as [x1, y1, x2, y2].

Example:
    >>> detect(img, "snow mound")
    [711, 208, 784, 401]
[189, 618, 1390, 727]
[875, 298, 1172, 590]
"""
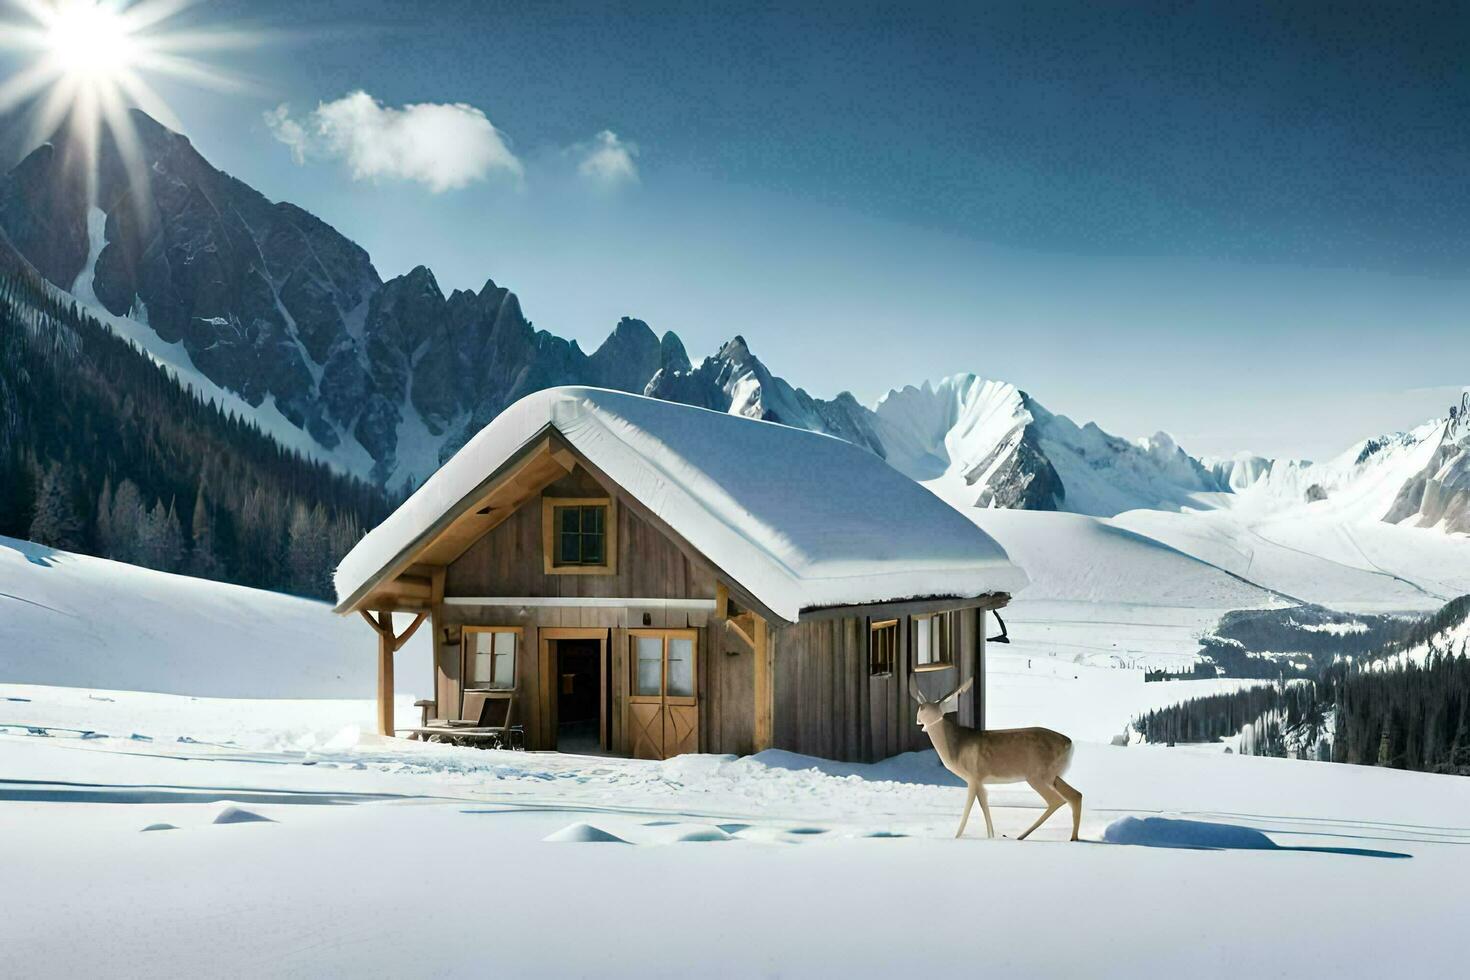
[658, 753, 737, 783]
[1103, 816, 1277, 850]
[140, 823, 177, 832]
[542, 823, 629, 843]
[670, 826, 734, 842]
[213, 806, 275, 826]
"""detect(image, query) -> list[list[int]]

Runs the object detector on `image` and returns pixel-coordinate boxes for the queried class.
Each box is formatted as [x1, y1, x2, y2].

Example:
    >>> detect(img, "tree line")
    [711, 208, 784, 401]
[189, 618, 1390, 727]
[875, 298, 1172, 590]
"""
[0, 268, 391, 600]
[1134, 596, 1470, 776]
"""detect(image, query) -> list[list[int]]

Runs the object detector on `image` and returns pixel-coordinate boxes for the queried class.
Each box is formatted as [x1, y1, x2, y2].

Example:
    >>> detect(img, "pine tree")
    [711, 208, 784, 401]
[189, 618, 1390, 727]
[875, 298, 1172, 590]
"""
[108, 479, 144, 563]
[96, 475, 113, 555]
[287, 501, 333, 598]
[136, 498, 185, 572]
[28, 462, 84, 550]
[187, 484, 224, 579]
[159, 498, 185, 573]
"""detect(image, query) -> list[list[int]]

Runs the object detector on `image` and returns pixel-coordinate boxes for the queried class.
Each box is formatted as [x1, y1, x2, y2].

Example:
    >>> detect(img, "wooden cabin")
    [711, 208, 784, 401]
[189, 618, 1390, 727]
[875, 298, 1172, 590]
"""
[334, 387, 1027, 762]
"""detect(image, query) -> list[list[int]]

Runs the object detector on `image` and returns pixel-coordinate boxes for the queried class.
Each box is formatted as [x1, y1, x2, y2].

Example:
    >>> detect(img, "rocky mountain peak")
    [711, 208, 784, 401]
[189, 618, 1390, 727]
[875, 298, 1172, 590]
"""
[11, 111, 1461, 535]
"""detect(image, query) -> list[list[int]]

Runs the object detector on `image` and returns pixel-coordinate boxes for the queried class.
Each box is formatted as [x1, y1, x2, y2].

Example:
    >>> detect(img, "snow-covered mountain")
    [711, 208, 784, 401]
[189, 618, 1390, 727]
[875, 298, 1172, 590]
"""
[0, 111, 689, 488]
[1206, 419, 1470, 533]
[2, 110, 1467, 547]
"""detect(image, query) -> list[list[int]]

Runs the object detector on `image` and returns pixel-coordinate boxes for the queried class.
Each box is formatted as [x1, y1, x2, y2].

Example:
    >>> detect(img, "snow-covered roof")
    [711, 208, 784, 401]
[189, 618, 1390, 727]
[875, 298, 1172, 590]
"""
[335, 387, 1027, 622]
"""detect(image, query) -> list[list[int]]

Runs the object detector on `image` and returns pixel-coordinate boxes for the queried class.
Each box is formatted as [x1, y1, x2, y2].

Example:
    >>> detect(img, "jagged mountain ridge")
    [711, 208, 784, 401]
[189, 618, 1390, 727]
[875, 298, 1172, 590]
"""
[1, 110, 1465, 533]
[0, 111, 691, 487]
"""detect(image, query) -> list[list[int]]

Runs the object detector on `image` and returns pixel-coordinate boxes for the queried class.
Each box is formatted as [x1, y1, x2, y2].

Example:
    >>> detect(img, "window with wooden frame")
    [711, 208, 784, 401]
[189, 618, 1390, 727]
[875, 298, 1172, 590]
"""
[542, 497, 618, 574]
[629, 629, 698, 703]
[462, 626, 521, 690]
[869, 619, 898, 676]
[913, 611, 957, 671]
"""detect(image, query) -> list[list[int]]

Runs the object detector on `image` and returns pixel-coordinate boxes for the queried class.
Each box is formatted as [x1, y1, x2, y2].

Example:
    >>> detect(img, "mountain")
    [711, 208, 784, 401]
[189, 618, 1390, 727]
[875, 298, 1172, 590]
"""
[1, 110, 1467, 550]
[0, 112, 688, 488]
[0, 264, 387, 599]
[1206, 418, 1470, 534]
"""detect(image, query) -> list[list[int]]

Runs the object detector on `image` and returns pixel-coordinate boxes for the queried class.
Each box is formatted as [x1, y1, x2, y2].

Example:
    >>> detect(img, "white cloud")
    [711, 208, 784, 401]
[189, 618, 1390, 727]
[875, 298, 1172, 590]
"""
[263, 104, 307, 165]
[264, 91, 522, 193]
[574, 129, 640, 189]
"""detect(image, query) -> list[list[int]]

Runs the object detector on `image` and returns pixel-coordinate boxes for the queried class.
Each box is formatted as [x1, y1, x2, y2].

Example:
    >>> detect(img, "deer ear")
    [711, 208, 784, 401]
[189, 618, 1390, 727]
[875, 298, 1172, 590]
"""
[940, 677, 974, 705]
[908, 682, 926, 704]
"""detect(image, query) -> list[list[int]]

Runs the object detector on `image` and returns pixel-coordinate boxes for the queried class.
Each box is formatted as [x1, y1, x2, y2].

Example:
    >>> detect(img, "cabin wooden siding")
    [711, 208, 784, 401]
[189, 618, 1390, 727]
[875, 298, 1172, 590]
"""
[437, 464, 759, 754]
[770, 607, 985, 762]
[416, 459, 995, 763]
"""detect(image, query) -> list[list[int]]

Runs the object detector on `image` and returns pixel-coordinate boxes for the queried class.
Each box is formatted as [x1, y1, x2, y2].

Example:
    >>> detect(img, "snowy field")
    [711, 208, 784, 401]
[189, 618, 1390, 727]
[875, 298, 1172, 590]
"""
[4, 688, 1469, 978]
[5, 530, 1470, 976]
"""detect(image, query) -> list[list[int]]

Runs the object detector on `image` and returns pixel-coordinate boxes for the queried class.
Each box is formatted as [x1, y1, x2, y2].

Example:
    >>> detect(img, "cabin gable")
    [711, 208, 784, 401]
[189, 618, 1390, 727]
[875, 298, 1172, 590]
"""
[444, 464, 718, 601]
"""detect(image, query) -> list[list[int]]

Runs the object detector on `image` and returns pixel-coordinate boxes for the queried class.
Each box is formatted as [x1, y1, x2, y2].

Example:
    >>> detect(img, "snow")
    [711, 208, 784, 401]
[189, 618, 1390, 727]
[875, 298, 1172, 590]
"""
[873, 375, 1033, 504]
[336, 386, 1029, 621]
[6, 530, 1469, 976]
[1114, 508, 1470, 612]
[0, 536, 430, 699]
[4, 687, 1468, 977]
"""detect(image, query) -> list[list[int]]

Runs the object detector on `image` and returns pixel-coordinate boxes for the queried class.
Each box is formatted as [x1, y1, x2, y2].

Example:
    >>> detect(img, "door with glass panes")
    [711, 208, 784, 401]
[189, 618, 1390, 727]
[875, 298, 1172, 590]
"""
[628, 629, 698, 759]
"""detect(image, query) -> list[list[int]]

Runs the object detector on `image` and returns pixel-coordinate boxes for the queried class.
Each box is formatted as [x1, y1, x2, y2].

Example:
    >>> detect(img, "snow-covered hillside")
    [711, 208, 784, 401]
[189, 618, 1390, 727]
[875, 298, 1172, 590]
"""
[0, 536, 430, 699]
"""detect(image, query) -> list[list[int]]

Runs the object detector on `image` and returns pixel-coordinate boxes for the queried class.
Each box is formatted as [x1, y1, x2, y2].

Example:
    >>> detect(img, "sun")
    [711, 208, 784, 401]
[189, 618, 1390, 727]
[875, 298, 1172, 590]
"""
[0, 0, 255, 203]
[44, 1, 139, 80]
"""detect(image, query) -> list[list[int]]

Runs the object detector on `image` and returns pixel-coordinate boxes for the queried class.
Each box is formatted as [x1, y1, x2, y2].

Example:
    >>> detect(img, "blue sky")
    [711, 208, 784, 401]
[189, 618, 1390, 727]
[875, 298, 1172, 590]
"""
[5, 0, 1469, 459]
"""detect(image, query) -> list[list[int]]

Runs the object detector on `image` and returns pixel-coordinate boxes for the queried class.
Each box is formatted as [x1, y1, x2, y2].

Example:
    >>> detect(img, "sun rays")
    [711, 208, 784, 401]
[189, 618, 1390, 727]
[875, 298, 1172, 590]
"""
[0, 0, 258, 203]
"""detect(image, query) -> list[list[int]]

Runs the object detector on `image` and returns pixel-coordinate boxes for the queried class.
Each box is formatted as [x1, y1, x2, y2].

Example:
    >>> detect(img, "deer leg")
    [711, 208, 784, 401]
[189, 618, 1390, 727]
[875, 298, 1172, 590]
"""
[1016, 777, 1064, 841]
[956, 783, 978, 838]
[976, 783, 995, 839]
[1053, 776, 1083, 842]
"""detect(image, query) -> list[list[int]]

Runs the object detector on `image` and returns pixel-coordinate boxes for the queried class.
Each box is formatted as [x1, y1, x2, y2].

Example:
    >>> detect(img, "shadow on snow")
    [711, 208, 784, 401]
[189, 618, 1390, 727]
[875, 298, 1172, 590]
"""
[0, 777, 440, 807]
[1102, 816, 1410, 859]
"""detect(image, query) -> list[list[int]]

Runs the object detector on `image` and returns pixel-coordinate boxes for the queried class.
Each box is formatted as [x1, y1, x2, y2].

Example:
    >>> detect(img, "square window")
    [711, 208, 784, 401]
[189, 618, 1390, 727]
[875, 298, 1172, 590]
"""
[551, 503, 609, 567]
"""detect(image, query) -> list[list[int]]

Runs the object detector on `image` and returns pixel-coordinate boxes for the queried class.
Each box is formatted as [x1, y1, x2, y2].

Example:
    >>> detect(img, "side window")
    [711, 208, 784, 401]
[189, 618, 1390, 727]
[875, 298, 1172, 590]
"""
[464, 627, 519, 689]
[913, 612, 956, 669]
[869, 619, 897, 676]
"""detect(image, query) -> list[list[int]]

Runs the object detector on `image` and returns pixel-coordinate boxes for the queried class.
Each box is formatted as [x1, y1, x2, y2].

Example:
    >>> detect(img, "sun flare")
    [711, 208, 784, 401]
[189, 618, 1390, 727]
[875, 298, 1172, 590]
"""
[44, 1, 139, 80]
[0, 0, 255, 202]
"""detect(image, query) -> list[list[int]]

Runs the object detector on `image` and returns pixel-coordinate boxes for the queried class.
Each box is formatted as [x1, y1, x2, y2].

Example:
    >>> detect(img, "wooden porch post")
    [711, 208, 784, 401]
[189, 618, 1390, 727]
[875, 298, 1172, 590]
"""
[377, 619, 395, 736]
[361, 610, 428, 737]
[753, 614, 773, 752]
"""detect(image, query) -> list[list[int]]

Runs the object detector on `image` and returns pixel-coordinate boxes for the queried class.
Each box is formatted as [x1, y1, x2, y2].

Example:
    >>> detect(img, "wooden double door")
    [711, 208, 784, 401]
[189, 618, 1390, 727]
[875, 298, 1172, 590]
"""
[628, 629, 699, 760]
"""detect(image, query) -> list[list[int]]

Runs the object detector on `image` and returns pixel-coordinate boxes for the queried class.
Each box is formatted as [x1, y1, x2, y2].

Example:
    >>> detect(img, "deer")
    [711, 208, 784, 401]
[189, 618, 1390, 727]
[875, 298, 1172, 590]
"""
[911, 678, 1082, 841]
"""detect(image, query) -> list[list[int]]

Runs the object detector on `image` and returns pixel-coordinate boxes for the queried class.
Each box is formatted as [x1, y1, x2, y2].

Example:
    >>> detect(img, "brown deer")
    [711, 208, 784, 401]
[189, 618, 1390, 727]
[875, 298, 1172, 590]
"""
[912, 678, 1082, 841]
